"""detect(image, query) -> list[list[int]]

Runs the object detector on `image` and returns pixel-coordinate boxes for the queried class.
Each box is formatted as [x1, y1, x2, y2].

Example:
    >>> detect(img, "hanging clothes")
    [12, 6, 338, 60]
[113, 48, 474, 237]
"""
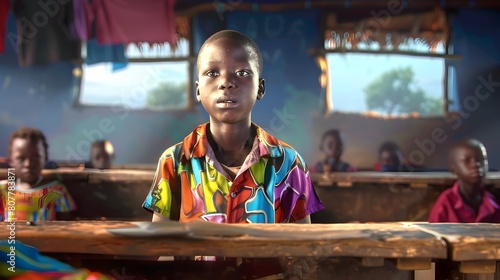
[11, 0, 80, 66]
[0, 0, 9, 54]
[93, 0, 177, 46]
[85, 38, 128, 66]
[70, 0, 93, 41]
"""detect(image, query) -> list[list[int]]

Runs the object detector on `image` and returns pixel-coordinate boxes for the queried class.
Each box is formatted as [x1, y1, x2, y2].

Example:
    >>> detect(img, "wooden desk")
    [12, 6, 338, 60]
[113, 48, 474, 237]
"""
[11, 221, 447, 279]
[14, 221, 445, 260]
[412, 223, 500, 275]
[311, 172, 500, 223]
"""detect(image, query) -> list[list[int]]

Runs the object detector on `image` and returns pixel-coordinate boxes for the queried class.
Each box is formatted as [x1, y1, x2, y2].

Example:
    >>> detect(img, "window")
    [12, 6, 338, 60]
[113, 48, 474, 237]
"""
[326, 53, 446, 117]
[75, 38, 192, 110]
[322, 8, 458, 117]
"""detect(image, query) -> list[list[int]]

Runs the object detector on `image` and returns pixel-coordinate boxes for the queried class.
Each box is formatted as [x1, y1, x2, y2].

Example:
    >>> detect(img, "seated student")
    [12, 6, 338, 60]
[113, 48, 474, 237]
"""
[373, 141, 407, 171]
[85, 140, 114, 169]
[0, 127, 76, 221]
[429, 139, 500, 223]
[143, 30, 324, 224]
[312, 129, 356, 173]
[142, 30, 325, 278]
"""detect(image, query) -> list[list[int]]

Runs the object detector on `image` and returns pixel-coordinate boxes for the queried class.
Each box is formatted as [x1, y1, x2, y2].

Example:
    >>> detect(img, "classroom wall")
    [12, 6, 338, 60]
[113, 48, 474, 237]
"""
[1, 8, 499, 169]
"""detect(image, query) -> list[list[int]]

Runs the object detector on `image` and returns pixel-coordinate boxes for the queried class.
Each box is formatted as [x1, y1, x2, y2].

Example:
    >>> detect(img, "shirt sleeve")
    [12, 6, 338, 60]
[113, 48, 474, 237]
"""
[54, 184, 77, 212]
[142, 146, 180, 220]
[428, 195, 449, 223]
[278, 148, 325, 223]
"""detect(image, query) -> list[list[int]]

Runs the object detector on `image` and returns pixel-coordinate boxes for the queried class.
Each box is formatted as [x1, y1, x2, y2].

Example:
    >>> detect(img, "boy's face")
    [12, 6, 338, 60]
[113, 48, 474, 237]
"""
[450, 145, 487, 187]
[321, 134, 342, 159]
[196, 38, 264, 125]
[91, 146, 112, 169]
[9, 138, 46, 184]
[380, 150, 400, 166]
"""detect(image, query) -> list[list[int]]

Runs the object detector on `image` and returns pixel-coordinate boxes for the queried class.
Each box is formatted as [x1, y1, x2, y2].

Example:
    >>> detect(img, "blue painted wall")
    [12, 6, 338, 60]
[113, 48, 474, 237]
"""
[1, 9, 499, 170]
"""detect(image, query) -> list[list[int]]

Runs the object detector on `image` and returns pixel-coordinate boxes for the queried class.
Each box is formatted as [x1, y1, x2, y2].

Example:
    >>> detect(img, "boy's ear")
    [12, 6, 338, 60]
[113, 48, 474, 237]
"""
[195, 81, 201, 101]
[257, 79, 265, 100]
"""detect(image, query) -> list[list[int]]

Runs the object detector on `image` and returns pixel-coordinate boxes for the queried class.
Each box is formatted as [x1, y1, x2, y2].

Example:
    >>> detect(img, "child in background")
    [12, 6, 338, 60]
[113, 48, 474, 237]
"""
[373, 141, 421, 172]
[429, 139, 500, 223]
[143, 30, 324, 224]
[313, 129, 356, 173]
[86, 140, 114, 169]
[0, 127, 76, 221]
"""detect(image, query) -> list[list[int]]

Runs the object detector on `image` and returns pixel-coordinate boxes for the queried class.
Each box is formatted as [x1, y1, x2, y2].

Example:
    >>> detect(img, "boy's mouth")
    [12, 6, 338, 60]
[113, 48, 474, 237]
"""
[216, 96, 238, 107]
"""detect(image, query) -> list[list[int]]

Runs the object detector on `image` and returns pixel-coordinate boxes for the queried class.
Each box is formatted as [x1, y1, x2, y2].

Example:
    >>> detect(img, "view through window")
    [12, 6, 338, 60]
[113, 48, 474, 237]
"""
[77, 38, 190, 110]
[327, 52, 448, 117]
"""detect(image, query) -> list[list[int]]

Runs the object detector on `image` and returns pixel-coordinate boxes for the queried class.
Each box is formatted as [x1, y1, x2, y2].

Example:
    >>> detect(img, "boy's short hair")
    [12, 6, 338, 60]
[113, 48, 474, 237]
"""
[378, 141, 401, 155]
[197, 29, 263, 76]
[9, 127, 49, 161]
[448, 139, 487, 163]
[320, 129, 343, 145]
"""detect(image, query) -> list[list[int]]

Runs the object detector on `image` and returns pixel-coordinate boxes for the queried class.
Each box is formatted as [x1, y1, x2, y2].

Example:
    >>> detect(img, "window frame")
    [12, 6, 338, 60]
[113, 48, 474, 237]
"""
[73, 34, 196, 112]
[319, 9, 462, 119]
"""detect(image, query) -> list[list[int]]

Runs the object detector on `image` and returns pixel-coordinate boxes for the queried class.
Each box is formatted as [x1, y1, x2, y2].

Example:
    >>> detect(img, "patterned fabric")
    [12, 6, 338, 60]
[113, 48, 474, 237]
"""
[429, 181, 500, 223]
[143, 122, 324, 223]
[0, 240, 111, 279]
[0, 179, 76, 221]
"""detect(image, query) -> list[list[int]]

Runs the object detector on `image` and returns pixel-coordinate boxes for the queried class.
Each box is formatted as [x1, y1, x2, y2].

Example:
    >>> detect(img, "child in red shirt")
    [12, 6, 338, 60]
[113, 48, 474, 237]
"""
[429, 139, 500, 223]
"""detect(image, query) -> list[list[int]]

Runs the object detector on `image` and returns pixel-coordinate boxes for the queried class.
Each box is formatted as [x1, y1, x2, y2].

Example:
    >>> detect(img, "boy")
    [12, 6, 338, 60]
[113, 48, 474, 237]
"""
[143, 30, 324, 224]
[313, 129, 356, 173]
[86, 140, 114, 169]
[429, 139, 500, 222]
[0, 127, 76, 221]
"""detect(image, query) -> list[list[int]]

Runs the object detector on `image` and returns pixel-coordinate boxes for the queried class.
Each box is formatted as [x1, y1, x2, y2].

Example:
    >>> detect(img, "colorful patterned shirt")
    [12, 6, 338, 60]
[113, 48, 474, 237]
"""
[0, 179, 77, 221]
[143, 122, 324, 223]
[429, 181, 500, 223]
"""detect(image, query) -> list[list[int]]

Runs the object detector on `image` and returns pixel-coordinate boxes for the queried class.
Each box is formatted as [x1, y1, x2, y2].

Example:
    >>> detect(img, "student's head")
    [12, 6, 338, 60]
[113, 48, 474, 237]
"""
[90, 140, 114, 169]
[378, 141, 403, 166]
[8, 127, 48, 184]
[319, 129, 343, 160]
[196, 30, 265, 124]
[448, 139, 488, 187]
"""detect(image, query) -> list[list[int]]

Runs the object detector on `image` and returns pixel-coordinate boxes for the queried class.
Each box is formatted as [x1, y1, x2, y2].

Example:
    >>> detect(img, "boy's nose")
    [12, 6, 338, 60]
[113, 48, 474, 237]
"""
[23, 158, 31, 167]
[218, 74, 235, 89]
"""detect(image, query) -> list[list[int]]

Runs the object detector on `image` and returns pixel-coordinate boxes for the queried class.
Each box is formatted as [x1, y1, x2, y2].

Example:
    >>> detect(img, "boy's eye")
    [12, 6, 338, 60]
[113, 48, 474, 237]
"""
[236, 70, 250, 77]
[206, 70, 219, 77]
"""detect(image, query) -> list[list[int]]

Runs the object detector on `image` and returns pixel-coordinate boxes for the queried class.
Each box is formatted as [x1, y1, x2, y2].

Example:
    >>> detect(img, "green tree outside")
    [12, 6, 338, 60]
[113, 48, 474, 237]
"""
[146, 82, 187, 108]
[364, 67, 442, 116]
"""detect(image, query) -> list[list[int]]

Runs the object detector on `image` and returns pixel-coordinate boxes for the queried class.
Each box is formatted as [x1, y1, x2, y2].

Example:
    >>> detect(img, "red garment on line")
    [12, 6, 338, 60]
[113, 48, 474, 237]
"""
[0, 0, 9, 54]
[93, 0, 176, 45]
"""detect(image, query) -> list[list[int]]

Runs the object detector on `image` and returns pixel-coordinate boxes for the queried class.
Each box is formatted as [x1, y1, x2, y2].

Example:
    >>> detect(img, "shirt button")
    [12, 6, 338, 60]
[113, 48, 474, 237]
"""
[231, 192, 237, 198]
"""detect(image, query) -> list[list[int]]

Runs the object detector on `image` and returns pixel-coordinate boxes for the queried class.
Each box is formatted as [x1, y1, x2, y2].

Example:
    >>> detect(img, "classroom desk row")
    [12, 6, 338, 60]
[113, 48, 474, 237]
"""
[2, 169, 500, 223]
[9, 221, 500, 280]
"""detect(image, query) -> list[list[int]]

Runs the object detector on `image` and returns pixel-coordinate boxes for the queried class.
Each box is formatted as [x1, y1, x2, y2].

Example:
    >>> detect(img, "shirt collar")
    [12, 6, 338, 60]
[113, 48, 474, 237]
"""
[451, 180, 498, 212]
[181, 122, 284, 161]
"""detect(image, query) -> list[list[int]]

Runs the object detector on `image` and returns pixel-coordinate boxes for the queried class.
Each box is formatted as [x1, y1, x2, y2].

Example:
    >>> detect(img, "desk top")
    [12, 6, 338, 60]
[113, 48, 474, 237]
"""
[411, 223, 500, 261]
[2, 169, 500, 186]
[13, 221, 446, 259]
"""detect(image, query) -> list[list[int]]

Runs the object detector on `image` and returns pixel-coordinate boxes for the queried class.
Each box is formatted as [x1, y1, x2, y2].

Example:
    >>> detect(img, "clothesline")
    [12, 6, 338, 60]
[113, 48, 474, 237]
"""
[0, 0, 179, 66]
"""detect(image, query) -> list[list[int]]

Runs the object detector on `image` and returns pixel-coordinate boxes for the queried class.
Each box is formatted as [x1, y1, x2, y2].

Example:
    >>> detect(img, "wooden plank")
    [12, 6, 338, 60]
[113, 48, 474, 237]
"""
[13, 221, 447, 259]
[361, 257, 384, 267]
[2, 169, 500, 186]
[397, 258, 432, 270]
[460, 261, 497, 274]
[311, 171, 500, 186]
[410, 223, 500, 261]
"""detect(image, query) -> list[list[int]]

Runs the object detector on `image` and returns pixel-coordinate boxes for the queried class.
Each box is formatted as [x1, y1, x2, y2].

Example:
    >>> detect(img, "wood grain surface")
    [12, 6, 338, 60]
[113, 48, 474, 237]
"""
[12, 221, 446, 259]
